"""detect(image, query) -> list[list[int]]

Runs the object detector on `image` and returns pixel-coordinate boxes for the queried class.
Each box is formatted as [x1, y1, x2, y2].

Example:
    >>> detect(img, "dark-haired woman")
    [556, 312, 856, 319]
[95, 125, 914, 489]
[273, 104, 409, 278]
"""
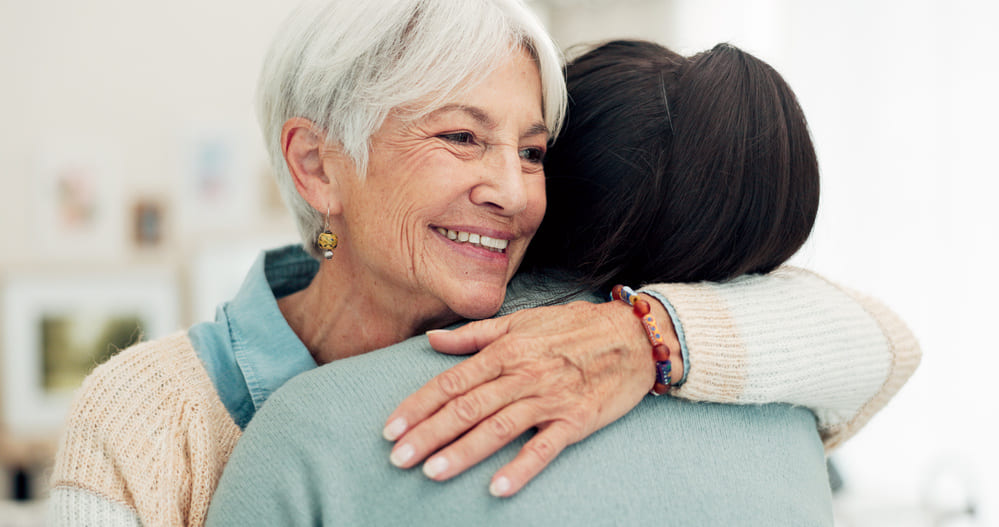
[207, 40, 918, 525]
[379, 39, 919, 498]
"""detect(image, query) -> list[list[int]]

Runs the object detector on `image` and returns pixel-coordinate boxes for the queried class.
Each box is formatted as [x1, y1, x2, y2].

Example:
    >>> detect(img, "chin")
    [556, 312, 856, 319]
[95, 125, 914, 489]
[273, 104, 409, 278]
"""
[450, 288, 507, 320]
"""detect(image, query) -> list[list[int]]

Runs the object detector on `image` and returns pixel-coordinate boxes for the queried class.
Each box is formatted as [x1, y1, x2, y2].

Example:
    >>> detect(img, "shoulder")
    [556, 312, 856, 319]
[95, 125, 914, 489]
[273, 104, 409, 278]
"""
[52, 333, 242, 523]
[53, 332, 240, 482]
[74, 332, 220, 411]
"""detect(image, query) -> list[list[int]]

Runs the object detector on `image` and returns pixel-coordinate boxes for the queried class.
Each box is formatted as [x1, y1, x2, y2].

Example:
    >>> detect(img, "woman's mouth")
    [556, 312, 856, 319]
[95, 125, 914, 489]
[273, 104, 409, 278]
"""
[434, 227, 508, 253]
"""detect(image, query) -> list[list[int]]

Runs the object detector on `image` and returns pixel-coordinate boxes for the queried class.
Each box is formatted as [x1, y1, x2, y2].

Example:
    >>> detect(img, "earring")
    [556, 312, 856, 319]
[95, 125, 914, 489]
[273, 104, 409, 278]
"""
[316, 206, 338, 260]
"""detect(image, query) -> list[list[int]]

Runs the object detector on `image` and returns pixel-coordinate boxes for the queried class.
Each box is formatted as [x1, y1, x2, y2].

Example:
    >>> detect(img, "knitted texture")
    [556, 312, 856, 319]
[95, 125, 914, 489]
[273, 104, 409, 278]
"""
[643, 265, 921, 450]
[49, 486, 142, 526]
[49, 333, 242, 527]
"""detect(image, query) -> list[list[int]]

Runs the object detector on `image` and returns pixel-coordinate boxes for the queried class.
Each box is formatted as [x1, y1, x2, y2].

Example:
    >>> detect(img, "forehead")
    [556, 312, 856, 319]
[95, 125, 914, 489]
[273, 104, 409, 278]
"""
[412, 50, 547, 136]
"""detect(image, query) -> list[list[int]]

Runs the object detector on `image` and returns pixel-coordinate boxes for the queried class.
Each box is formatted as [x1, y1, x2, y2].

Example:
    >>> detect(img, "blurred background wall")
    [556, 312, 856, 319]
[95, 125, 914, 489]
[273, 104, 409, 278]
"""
[1, 0, 995, 525]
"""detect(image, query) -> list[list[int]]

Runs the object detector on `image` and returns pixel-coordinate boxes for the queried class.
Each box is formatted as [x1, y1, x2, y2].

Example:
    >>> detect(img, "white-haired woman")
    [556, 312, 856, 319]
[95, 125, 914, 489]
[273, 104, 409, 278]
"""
[50, 1, 916, 525]
[50, 1, 563, 524]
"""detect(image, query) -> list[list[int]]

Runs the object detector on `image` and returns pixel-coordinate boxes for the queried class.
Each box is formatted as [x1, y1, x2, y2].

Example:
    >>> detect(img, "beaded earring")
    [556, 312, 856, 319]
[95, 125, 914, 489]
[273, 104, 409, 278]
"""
[316, 206, 338, 260]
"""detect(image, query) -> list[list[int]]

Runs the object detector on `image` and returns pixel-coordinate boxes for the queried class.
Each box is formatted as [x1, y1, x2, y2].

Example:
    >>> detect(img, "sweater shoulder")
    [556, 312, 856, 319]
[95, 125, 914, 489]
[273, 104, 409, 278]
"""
[51, 332, 241, 524]
[63, 332, 226, 422]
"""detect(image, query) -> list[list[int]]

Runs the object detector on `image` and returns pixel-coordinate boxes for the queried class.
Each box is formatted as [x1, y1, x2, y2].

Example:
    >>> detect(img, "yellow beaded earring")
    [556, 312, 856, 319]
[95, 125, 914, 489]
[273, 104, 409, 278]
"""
[316, 206, 338, 260]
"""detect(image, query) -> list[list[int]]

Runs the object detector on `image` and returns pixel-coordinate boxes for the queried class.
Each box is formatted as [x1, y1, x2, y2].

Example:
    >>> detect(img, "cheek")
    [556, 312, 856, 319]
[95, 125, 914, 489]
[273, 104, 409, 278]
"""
[524, 175, 547, 234]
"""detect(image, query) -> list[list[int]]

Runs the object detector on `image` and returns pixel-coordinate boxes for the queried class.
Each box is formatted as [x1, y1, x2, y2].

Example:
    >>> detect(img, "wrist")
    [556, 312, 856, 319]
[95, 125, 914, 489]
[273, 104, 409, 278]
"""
[638, 293, 683, 385]
[609, 285, 680, 394]
[603, 298, 659, 392]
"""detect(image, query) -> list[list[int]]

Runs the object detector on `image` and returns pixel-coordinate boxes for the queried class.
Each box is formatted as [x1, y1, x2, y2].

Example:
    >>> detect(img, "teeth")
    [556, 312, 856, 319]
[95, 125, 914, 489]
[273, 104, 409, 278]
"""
[434, 228, 509, 252]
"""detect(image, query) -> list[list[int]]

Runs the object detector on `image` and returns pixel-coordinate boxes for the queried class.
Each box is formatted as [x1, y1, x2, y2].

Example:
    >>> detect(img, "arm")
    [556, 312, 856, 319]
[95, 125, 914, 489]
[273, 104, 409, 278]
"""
[644, 266, 920, 449]
[384, 267, 921, 494]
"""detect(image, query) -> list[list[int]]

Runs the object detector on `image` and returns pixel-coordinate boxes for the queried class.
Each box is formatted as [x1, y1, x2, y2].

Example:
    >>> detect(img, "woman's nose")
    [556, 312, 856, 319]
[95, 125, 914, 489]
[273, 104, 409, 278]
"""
[469, 145, 529, 216]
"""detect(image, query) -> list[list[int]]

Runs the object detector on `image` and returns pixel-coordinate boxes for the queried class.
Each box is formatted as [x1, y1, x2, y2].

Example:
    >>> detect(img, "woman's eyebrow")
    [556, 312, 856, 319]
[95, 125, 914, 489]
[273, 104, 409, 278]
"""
[523, 122, 549, 140]
[429, 104, 548, 139]
[430, 104, 497, 130]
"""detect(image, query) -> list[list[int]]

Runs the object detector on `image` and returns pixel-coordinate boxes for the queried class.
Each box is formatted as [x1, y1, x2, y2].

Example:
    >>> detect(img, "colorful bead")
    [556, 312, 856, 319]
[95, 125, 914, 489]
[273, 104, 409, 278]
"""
[317, 230, 339, 261]
[317, 230, 338, 251]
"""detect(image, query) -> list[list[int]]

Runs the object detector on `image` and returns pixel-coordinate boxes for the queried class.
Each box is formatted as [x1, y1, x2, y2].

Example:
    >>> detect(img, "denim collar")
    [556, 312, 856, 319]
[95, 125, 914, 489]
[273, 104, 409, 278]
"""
[190, 245, 319, 428]
[226, 245, 319, 414]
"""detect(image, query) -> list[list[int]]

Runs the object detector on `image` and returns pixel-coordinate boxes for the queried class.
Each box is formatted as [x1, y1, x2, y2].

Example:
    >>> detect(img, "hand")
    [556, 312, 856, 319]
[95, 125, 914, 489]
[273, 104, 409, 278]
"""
[382, 297, 681, 497]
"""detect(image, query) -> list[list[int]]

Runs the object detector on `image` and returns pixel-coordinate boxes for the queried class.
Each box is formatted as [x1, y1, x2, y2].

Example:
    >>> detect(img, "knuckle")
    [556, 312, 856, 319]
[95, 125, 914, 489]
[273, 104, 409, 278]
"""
[436, 369, 466, 397]
[485, 414, 517, 440]
[450, 394, 481, 424]
[525, 436, 558, 464]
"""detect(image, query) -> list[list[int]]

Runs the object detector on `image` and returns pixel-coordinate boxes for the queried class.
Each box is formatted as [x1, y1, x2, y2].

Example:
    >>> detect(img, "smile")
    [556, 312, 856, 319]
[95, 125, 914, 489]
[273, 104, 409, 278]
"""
[434, 227, 509, 252]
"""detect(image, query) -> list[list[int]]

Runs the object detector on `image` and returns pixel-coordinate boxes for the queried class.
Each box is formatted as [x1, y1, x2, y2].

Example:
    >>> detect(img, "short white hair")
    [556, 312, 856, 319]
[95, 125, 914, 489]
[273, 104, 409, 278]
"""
[257, 0, 566, 258]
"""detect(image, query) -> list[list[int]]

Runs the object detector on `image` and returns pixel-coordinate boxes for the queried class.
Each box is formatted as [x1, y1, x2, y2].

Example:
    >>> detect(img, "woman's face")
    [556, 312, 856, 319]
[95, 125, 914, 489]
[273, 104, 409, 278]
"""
[330, 48, 548, 322]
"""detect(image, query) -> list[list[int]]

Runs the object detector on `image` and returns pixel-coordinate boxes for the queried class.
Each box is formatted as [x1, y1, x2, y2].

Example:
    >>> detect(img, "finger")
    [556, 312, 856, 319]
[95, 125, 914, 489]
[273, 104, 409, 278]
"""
[384, 352, 504, 441]
[418, 400, 542, 482]
[389, 374, 527, 469]
[488, 422, 573, 498]
[426, 316, 513, 355]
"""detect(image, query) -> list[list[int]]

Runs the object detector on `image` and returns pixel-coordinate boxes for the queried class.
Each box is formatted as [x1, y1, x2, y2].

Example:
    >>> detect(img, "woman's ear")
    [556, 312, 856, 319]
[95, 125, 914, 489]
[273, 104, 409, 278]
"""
[281, 118, 347, 215]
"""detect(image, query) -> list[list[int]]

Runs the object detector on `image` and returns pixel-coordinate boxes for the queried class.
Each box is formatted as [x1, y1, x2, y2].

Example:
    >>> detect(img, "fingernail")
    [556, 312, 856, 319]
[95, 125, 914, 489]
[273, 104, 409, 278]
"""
[426, 329, 450, 336]
[422, 456, 449, 479]
[383, 418, 407, 441]
[390, 444, 414, 467]
[489, 476, 511, 497]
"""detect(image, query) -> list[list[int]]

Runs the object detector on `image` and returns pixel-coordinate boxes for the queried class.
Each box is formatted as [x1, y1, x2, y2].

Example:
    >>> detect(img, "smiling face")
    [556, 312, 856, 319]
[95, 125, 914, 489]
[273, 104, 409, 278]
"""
[325, 48, 548, 323]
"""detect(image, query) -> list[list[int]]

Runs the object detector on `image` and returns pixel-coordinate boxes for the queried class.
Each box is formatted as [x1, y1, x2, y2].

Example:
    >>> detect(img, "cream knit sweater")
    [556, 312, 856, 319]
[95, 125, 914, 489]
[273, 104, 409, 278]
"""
[48, 267, 920, 526]
[644, 266, 921, 450]
[49, 333, 241, 527]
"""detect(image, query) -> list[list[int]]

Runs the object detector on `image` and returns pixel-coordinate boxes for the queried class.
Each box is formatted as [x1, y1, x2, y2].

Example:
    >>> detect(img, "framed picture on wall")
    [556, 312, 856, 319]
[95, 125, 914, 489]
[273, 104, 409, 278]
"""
[1, 271, 179, 437]
[176, 126, 257, 235]
[32, 138, 125, 260]
[132, 199, 166, 247]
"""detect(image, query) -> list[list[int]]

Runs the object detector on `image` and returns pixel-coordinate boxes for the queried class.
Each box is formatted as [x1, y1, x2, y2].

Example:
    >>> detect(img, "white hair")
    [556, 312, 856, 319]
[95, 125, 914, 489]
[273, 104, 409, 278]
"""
[257, 0, 566, 258]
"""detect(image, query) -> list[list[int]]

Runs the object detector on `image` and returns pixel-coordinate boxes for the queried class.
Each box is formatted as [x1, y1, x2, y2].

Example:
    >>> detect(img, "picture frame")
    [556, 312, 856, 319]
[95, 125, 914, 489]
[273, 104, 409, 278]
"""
[132, 199, 166, 247]
[176, 126, 257, 235]
[1, 271, 179, 437]
[32, 138, 125, 260]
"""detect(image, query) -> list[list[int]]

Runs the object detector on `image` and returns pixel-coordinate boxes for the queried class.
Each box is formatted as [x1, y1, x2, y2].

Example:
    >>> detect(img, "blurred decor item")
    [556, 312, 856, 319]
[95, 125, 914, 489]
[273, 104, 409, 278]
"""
[176, 126, 256, 235]
[922, 456, 980, 525]
[32, 138, 125, 260]
[132, 200, 165, 247]
[259, 161, 287, 216]
[1, 272, 179, 437]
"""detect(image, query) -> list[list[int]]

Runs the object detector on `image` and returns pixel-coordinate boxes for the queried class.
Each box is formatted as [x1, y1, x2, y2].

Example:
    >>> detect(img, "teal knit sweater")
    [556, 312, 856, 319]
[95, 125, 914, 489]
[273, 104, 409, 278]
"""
[207, 283, 834, 526]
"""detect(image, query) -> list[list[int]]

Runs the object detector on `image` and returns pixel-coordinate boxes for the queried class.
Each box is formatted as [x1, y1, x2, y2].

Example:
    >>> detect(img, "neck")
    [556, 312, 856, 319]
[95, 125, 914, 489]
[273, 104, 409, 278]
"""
[278, 258, 460, 365]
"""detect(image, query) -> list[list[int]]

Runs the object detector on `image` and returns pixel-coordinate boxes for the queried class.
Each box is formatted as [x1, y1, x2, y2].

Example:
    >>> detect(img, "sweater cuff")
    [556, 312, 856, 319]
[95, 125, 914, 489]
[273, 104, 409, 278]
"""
[638, 288, 690, 387]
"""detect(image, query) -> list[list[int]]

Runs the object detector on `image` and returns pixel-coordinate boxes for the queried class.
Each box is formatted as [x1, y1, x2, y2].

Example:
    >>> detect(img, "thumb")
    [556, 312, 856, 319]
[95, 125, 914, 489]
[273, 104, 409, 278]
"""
[427, 316, 513, 355]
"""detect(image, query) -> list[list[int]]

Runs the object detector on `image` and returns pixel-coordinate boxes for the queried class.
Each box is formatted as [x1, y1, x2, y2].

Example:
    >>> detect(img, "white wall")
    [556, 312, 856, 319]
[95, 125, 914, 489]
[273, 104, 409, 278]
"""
[1, 0, 996, 522]
[0, 0, 296, 271]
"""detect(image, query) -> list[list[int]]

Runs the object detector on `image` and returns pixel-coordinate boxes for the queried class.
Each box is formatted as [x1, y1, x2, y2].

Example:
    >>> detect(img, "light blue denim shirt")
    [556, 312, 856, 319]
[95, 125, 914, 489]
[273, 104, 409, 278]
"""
[188, 245, 319, 429]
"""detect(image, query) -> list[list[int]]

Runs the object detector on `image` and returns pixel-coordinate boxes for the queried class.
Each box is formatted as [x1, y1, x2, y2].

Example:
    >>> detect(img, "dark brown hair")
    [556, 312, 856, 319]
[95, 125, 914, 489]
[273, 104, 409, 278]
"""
[522, 40, 820, 287]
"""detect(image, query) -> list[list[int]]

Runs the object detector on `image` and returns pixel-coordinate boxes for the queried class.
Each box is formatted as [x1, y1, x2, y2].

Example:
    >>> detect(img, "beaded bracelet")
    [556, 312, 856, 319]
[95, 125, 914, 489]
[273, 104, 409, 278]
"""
[610, 285, 672, 396]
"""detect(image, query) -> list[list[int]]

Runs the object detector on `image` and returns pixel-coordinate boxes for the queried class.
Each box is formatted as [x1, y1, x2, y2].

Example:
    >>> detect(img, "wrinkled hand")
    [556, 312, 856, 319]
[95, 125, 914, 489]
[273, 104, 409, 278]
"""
[382, 298, 679, 497]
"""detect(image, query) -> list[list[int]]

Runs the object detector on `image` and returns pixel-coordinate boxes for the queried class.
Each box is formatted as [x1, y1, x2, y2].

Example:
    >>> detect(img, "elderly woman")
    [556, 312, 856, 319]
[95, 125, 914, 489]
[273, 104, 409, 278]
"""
[50, 1, 563, 524]
[205, 40, 918, 524]
[50, 2, 916, 526]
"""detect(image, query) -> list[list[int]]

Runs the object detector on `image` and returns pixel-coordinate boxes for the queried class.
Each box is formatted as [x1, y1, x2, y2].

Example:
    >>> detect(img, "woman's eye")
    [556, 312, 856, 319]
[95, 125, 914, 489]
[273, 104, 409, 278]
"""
[519, 147, 545, 164]
[439, 132, 475, 145]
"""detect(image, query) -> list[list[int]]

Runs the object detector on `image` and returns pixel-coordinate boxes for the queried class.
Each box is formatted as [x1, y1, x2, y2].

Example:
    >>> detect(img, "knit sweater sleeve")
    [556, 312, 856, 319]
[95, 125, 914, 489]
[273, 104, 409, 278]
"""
[49, 333, 242, 527]
[641, 265, 921, 450]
